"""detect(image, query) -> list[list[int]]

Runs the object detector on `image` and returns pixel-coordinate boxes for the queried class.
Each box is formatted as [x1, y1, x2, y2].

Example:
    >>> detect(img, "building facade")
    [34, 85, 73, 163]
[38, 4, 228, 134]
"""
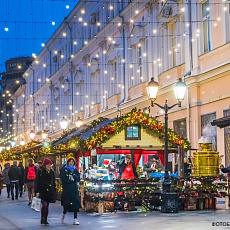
[10, 0, 230, 165]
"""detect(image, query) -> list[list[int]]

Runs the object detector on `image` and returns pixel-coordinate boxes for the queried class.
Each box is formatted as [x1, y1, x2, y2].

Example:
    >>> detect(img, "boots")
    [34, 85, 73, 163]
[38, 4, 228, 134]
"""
[41, 218, 49, 226]
[12, 195, 14, 200]
[61, 214, 65, 223]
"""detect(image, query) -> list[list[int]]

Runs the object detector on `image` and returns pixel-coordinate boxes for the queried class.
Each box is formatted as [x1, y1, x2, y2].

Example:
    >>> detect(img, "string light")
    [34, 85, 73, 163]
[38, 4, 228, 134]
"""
[81, 9, 85, 14]
[181, 7, 185, 12]
[66, 5, 69, 9]
[84, 22, 87, 26]
[135, 10, 139, 14]
[153, 29, 157, 34]
[79, 17, 83, 22]
[52, 22, 55, 25]
[41, 43, 45, 47]
[5, 27, 8, 31]
[97, 22, 100, 26]
[63, 32, 67, 37]
[74, 41, 77, 45]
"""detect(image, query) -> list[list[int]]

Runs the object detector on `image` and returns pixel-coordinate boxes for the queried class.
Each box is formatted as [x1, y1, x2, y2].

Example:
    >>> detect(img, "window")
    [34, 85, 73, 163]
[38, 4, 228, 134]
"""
[173, 118, 187, 137]
[125, 125, 141, 140]
[202, 0, 211, 53]
[201, 112, 217, 150]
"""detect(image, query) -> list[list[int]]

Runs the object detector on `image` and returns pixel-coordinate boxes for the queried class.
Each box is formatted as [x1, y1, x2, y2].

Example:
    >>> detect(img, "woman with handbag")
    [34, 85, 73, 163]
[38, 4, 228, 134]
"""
[35, 158, 56, 226]
[60, 154, 81, 225]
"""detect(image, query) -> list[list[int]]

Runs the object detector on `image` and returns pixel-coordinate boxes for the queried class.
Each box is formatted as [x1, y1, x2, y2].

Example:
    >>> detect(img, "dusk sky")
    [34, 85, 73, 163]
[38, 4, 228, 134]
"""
[0, 0, 78, 72]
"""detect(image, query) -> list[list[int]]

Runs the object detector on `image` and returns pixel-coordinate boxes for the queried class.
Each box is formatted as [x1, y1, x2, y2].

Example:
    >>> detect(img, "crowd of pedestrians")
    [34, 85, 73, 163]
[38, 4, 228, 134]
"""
[0, 154, 81, 226]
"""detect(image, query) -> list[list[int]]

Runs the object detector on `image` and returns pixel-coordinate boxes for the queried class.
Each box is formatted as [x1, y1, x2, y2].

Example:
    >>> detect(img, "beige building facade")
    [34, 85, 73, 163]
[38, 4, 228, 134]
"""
[9, 0, 230, 165]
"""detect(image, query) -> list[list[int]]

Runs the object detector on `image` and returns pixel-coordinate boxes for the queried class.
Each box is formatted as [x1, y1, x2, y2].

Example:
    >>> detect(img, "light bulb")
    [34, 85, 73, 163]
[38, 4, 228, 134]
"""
[66, 5, 69, 9]
[153, 29, 157, 34]
[118, 23, 121, 26]
[135, 10, 139, 14]
[43, 64, 46, 67]
[81, 9, 85, 14]
[130, 19, 134, 23]
[41, 43, 45, 47]
[84, 22, 87, 26]
[74, 41, 77, 45]
[181, 7, 185, 12]
[52, 22, 55, 25]
[5, 27, 9, 31]
[63, 32, 67, 37]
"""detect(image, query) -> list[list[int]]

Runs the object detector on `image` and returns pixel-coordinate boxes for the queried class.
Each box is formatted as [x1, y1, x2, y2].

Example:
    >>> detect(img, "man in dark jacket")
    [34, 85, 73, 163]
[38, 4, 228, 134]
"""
[119, 155, 138, 179]
[3, 163, 10, 198]
[144, 157, 162, 178]
[8, 160, 21, 200]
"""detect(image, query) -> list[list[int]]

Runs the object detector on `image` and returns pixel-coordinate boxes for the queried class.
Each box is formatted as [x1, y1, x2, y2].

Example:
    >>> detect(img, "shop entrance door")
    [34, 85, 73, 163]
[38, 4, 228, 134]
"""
[224, 109, 230, 165]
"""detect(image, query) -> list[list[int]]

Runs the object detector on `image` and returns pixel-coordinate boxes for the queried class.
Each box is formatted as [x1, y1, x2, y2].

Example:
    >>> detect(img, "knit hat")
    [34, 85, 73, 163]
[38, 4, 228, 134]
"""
[43, 158, 52, 166]
[67, 153, 75, 165]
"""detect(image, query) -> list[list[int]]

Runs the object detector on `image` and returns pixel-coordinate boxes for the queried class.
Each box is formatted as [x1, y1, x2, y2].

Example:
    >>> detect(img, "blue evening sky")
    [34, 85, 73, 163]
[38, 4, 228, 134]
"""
[0, 0, 78, 72]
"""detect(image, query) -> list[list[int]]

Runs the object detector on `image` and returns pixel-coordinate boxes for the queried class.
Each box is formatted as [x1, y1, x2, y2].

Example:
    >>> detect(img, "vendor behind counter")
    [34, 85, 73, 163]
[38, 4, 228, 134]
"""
[143, 157, 162, 178]
[118, 155, 138, 180]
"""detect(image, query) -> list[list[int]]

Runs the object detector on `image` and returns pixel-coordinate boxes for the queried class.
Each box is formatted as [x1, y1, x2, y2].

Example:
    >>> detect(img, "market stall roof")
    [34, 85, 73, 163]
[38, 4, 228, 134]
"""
[80, 118, 116, 140]
[54, 125, 87, 146]
[211, 115, 230, 128]
[15, 143, 43, 155]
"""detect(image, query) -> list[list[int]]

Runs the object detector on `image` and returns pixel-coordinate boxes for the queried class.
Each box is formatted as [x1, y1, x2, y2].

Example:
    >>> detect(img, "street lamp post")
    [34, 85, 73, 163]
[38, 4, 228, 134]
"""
[147, 77, 187, 212]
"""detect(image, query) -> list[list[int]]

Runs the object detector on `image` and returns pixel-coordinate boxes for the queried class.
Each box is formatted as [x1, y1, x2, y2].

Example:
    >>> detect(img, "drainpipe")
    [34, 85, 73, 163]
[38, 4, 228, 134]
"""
[119, 13, 126, 100]
[184, 0, 192, 156]
[66, 21, 74, 122]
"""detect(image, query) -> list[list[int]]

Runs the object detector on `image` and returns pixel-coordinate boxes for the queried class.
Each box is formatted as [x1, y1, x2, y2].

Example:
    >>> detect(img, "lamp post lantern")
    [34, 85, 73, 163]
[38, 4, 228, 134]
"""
[147, 77, 187, 194]
[10, 140, 16, 147]
[75, 117, 83, 128]
[41, 131, 48, 140]
[60, 117, 68, 130]
[29, 130, 35, 140]
[20, 140, 25, 146]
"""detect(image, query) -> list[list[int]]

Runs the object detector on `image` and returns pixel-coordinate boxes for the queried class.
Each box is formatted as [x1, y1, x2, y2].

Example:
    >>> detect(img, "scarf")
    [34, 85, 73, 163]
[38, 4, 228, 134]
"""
[65, 165, 75, 172]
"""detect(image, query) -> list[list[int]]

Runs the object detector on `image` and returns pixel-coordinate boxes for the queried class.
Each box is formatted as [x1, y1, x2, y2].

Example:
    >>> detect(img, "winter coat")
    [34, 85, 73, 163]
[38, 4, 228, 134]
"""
[19, 166, 25, 186]
[35, 167, 56, 203]
[119, 160, 138, 179]
[3, 166, 10, 185]
[8, 165, 21, 181]
[60, 167, 81, 212]
[0, 171, 3, 189]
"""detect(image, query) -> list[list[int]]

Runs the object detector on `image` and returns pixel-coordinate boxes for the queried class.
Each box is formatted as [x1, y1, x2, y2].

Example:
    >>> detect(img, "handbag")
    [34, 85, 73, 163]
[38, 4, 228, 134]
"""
[31, 197, 41, 212]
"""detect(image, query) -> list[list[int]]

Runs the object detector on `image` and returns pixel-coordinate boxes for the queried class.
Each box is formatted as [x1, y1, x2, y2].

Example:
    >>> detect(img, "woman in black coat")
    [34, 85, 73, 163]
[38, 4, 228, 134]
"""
[60, 154, 81, 225]
[35, 158, 56, 226]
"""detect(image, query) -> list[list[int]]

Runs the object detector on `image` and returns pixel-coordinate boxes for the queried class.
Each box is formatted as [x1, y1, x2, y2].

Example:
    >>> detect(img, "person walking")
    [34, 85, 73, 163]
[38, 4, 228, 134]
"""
[3, 163, 10, 198]
[18, 162, 25, 197]
[35, 158, 56, 226]
[0, 168, 4, 195]
[8, 160, 21, 200]
[24, 158, 36, 205]
[60, 154, 81, 225]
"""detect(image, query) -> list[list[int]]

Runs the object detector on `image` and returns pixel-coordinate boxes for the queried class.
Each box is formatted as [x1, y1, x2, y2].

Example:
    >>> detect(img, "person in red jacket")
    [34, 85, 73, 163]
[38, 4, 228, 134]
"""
[119, 155, 138, 180]
[24, 158, 37, 205]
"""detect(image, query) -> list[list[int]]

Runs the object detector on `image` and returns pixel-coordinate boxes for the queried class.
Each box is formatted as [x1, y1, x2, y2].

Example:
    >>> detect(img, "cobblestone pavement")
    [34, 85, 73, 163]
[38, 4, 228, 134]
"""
[0, 189, 230, 230]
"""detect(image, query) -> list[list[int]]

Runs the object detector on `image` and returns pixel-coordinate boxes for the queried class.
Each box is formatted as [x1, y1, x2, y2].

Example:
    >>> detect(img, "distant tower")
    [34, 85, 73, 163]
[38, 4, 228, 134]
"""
[0, 56, 34, 140]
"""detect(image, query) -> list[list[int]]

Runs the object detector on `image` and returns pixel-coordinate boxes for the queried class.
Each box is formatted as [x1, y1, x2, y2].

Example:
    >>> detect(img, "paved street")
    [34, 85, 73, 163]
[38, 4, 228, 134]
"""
[0, 189, 230, 230]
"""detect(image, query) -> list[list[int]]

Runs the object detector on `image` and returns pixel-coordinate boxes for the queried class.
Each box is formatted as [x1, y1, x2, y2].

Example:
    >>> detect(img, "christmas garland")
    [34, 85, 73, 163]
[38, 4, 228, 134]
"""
[84, 108, 191, 151]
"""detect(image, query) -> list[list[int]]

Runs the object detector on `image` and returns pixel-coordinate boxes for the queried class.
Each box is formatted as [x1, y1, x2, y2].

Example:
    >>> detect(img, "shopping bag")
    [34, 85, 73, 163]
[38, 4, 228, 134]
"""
[31, 197, 41, 212]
